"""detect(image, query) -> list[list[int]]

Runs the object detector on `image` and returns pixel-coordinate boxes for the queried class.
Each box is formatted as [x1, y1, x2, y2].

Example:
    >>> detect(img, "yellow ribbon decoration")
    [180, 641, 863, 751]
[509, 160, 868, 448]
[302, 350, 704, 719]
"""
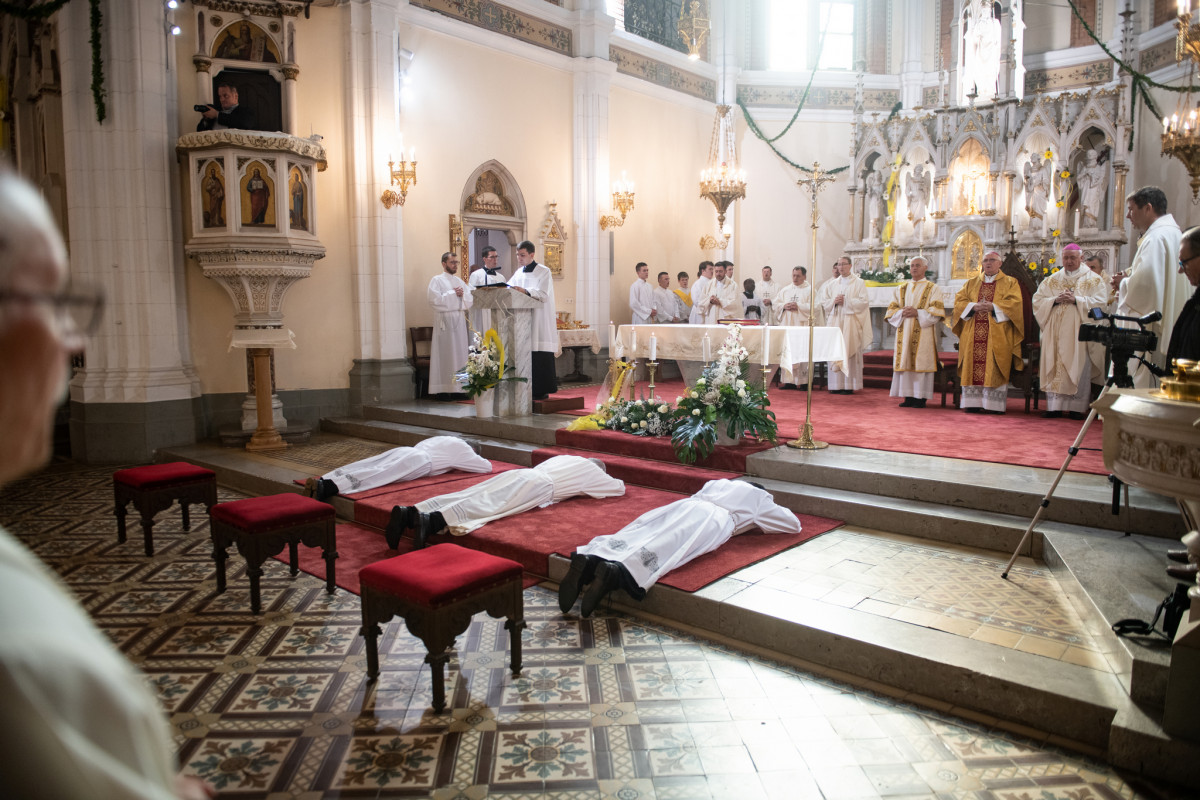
[565, 360, 635, 431]
[483, 328, 504, 383]
[881, 152, 903, 269]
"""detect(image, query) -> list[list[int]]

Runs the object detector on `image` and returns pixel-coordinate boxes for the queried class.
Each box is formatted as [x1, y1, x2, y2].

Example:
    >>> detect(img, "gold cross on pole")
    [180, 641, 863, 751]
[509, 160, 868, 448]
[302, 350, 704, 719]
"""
[788, 162, 839, 451]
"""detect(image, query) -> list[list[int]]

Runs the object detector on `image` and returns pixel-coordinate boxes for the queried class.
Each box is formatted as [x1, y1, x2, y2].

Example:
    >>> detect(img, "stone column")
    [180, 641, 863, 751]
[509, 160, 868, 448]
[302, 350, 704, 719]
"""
[346, 0, 411, 413]
[59, 0, 201, 463]
[281, 65, 299, 134]
[898, 0, 925, 109]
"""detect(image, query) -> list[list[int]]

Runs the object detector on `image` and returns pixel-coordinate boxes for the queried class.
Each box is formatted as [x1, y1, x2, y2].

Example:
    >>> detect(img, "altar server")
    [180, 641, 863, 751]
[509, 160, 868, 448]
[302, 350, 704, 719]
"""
[629, 262, 655, 324]
[306, 436, 491, 502]
[385, 455, 625, 548]
[886, 257, 945, 408]
[509, 240, 559, 399]
[818, 256, 872, 393]
[1033, 243, 1109, 418]
[689, 261, 713, 324]
[468, 245, 505, 332]
[428, 251, 474, 396]
[559, 480, 801, 617]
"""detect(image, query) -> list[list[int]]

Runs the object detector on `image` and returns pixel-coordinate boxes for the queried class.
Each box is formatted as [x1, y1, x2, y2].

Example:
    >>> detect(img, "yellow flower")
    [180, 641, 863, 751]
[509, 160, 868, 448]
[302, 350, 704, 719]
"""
[1049, 257, 1057, 265]
[1043, 149, 1052, 159]
[1056, 200, 1065, 208]
[1051, 229, 1061, 238]
[1060, 170, 1070, 179]
[1028, 261, 1038, 270]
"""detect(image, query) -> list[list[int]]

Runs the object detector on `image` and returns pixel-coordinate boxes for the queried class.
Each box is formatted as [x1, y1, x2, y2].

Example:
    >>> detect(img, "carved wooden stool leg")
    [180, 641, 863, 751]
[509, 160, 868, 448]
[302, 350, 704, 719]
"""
[213, 539, 229, 595]
[287, 541, 300, 577]
[246, 562, 264, 614]
[115, 500, 128, 543]
[506, 617, 526, 677]
[425, 651, 451, 713]
[138, 511, 156, 556]
[363, 622, 382, 680]
[323, 546, 338, 595]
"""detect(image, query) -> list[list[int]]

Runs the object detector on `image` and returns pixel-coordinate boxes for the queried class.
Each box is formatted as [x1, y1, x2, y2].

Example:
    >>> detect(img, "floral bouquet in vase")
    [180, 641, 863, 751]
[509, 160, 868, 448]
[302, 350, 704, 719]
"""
[457, 329, 525, 399]
[604, 398, 674, 437]
[671, 323, 777, 464]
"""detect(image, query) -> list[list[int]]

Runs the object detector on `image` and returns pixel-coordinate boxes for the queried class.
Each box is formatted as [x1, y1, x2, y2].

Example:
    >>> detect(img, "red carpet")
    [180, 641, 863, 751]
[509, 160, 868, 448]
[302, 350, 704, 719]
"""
[529, 446, 741, 494]
[558, 378, 1107, 475]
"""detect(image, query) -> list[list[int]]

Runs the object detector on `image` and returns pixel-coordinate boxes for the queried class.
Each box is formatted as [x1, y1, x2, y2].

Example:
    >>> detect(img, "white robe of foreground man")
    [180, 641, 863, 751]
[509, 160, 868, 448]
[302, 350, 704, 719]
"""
[417, 455, 625, 535]
[428, 271, 474, 394]
[887, 277, 945, 402]
[322, 436, 491, 495]
[1117, 211, 1182, 386]
[1033, 260, 1108, 413]
[774, 279, 817, 384]
[818, 271, 871, 391]
[578, 480, 800, 593]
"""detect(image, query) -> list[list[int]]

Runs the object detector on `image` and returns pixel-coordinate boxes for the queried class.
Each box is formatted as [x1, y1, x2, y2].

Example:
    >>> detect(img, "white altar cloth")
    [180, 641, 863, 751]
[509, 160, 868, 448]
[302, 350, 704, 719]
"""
[615, 324, 847, 382]
[555, 327, 601, 357]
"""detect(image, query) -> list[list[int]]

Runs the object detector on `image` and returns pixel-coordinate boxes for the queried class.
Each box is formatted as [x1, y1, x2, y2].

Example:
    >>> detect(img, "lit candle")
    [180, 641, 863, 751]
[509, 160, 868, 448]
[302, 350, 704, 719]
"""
[630, 327, 637, 354]
[609, 321, 616, 351]
[702, 332, 711, 362]
[1074, 209, 1081, 232]
[1165, 115, 1171, 135]
[650, 333, 657, 362]
[761, 326, 770, 366]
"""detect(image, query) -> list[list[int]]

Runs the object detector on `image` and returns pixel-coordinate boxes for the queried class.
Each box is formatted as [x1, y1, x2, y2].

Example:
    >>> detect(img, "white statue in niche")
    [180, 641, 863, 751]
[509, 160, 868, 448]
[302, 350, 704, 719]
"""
[1075, 149, 1108, 229]
[1023, 154, 1051, 232]
[962, 0, 1002, 104]
[906, 163, 932, 242]
[865, 168, 884, 241]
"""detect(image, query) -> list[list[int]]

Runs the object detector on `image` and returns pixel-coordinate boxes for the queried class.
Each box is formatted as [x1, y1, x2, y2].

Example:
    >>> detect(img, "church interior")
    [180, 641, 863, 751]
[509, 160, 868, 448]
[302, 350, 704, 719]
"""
[4, 0, 1200, 797]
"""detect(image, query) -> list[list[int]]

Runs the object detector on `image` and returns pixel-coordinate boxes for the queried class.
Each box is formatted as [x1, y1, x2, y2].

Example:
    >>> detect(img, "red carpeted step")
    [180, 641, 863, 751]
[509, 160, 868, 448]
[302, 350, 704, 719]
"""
[555, 428, 776, 473]
[530, 446, 740, 494]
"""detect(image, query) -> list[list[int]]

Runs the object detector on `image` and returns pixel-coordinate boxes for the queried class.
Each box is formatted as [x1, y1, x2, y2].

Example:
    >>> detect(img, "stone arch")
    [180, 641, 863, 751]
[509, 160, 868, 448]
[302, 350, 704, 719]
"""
[459, 160, 528, 279]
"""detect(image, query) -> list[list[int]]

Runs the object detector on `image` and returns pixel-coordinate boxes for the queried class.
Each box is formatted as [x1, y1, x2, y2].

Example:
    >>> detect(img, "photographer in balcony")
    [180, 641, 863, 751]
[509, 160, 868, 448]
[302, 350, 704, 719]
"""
[195, 81, 258, 132]
[1167, 226, 1200, 364]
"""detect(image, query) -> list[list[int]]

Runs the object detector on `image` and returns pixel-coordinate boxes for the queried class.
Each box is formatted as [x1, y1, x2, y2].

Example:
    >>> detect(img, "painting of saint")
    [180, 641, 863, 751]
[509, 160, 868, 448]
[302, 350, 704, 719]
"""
[241, 164, 275, 227]
[213, 22, 279, 63]
[288, 167, 308, 231]
[202, 163, 225, 228]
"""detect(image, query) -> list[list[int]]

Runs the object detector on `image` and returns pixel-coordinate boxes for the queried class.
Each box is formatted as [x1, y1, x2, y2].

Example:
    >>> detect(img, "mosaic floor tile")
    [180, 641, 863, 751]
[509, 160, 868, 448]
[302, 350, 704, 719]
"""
[492, 728, 596, 784]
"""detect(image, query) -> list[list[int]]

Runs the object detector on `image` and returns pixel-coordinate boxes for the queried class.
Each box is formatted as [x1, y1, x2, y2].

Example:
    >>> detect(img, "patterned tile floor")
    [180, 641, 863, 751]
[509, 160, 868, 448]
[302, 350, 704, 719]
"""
[0, 461, 1185, 799]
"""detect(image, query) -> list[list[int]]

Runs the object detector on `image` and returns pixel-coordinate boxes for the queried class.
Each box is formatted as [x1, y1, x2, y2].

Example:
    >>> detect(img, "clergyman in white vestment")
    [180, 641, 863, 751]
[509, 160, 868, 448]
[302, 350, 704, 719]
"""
[689, 261, 714, 324]
[310, 436, 491, 501]
[758, 265, 780, 325]
[773, 266, 817, 387]
[385, 455, 625, 548]
[886, 257, 945, 407]
[1032, 244, 1109, 416]
[559, 480, 801, 616]
[818, 256, 872, 392]
[428, 251, 474, 395]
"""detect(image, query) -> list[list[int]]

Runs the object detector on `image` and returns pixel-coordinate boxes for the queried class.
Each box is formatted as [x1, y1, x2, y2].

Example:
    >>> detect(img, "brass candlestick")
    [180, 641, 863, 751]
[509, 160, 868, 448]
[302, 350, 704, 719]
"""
[628, 359, 638, 401]
[647, 360, 659, 400]
[787, 162, 838, 451]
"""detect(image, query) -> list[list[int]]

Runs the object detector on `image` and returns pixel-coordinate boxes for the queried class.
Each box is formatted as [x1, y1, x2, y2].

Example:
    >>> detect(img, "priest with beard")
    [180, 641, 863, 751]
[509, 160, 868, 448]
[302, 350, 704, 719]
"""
[509, 240, 559, 400]
[774, 266, 817, 388]
[952, 251, 1024, 414]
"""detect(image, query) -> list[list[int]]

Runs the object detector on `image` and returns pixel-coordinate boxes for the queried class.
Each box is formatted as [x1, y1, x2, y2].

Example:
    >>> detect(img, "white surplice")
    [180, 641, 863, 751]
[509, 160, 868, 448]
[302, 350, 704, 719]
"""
[468, 266, 506, 333]
[416, 455, 625, 535]
[652, 286, 680, 323]
[688, 276, 710, 324]
[428, 271, 474, 394]
[322, 436, 491, 495]
[577, 480, 801, 591]
[1117, 213, 1183, 386]
[508, 263, 559, 353]
[818, 274, 872, 390]
[629, 278, 655, 325]
[758, 277, 780, 325]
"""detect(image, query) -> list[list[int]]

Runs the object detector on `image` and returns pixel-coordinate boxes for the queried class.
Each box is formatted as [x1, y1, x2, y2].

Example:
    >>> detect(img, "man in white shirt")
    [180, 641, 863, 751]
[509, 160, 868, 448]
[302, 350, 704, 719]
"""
[509, 240, 559, 400]
[689, 261, 714, 324]
[0, 171, 211, 799]
[428, 252, 474, 397]
[653, 271, 681, 323]
[1033, 243, 1109, 418]
[758, 265, 780, 324]
[1113, 186, 1183, 386]
[629, 262, 655, 324]
[818, 256, 872, 393]
[886, 257, 945, 408]
[306, 436, 491, 502]
[385, 455, 625, 548]
[673, 271, 693, 323]
[468, 245, 505, 332]
[559, 480, 801, 617]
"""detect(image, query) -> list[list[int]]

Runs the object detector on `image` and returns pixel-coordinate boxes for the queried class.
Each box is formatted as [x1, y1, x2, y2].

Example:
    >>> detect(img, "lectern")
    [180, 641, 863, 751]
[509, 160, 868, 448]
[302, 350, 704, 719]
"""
[472, 287, 541, 416]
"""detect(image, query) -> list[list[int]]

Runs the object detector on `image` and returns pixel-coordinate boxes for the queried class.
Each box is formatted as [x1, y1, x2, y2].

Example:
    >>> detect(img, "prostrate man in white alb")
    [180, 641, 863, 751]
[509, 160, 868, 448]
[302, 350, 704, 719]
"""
[1033, 243, 1109, 419]
[468, 245, 505, 332]
[689, 261, 713, 324]
[385, 455, 625, 549]
[773, 266, 817, 388]
[818, 256, 872, 394]
[1113, 186, 1183, 386]
[653, 271, 681, 323]
[428, 251, 473, 397]
[758, 265, 780, 324]
[629, 261, 655, 325]
[0, 171, 213, 800]
[509, 240, 559, 400]
[559, 480, 801, 618]
[886, 257, 945, 408]
[305, 436, 492, 502]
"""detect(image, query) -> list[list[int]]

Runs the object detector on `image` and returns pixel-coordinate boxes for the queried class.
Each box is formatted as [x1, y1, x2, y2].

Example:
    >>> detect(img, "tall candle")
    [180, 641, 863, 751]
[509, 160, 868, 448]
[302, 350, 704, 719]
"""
[609, 321, 616, 351]
[702, 333, 711, 362]
[650, 333, 657, 361]
[1074, 209, 1080, 232]
[630, 327, 637, 354]
[761, 326, 770, 366]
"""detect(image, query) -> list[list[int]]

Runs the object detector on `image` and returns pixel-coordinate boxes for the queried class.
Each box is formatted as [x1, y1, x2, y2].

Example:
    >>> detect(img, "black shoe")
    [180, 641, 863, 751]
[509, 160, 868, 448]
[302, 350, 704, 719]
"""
[385, 505, 417, 549]
[581, 561, 619, 618]
[908, 398, 926, 408]
[314, 478, 340, 503]
[1168, 549, 1191, 564]
[559, 553, 591, 613]
[898, 398, 915, 407]
[415, 511, 447, 549]
[965, 407, 983, 414]
[1068, 411, 1086, 420]
[1042, 411, 1063, 419]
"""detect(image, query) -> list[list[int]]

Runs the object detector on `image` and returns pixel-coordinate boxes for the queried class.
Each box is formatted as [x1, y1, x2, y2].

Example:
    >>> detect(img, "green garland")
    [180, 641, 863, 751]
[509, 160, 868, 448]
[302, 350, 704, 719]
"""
[1, 0, 106, 124]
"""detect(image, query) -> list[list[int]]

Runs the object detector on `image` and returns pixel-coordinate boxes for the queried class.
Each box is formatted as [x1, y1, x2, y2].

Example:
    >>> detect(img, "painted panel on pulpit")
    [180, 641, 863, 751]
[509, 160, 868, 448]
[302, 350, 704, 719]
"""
[240, 161, 275, 228]
[288, 166, 308, 232]
[951, 230, 984, 279]
[212, 21, 280, 63]
[201, 160, 227, 229]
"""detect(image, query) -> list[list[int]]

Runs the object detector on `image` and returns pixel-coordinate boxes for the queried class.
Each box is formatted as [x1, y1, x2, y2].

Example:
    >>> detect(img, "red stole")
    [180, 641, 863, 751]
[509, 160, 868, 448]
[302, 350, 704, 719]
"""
[968, 281, 998, 386]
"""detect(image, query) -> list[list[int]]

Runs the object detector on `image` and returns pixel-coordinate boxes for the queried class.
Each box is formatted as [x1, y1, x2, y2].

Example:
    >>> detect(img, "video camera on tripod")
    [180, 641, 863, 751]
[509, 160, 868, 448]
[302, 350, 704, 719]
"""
[1077, 308, 1162, 388]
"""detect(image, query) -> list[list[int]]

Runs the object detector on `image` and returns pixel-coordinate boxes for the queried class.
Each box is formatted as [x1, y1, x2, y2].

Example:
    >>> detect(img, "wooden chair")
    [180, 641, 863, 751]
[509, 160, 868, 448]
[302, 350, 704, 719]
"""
[1000, 253, 1041, 412]
[409, 326, 433, 398]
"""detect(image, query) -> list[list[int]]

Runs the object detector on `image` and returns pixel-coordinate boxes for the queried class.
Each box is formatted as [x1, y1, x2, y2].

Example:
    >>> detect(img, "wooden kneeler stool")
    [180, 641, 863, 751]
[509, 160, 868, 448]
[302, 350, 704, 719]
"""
[359, 543, 526, 713]
[113, 462, 218, 556]
[209, 494, 338, 614]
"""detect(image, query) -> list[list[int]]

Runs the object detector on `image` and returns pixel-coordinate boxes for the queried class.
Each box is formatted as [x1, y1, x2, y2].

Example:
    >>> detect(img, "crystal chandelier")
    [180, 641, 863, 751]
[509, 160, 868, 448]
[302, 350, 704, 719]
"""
[678, 0, 710, 61]
[1164, 2, 1200, 203]
[699, 104, 747, 231]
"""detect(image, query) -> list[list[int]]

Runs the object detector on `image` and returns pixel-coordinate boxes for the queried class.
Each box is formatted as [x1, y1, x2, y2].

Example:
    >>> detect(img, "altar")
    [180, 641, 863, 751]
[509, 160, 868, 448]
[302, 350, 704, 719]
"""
[614, 324, 847, 385]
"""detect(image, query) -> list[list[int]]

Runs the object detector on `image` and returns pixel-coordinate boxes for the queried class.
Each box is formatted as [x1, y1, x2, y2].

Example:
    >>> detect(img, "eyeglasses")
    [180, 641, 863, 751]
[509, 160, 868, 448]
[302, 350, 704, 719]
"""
[1180, 254, 1200, 269]
[0, 284, 105, 340]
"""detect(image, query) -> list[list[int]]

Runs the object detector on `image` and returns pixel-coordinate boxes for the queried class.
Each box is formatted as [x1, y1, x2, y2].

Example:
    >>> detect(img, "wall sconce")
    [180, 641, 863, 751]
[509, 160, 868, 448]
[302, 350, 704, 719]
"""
[381, 140, 417, 209]
[600, 172, 635, 230]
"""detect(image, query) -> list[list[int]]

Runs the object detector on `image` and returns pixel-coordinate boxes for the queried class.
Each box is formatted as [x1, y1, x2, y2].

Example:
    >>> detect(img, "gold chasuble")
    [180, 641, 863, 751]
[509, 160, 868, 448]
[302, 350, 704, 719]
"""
[952, 273, 1024, 388]
[887, 280, 945, 373]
